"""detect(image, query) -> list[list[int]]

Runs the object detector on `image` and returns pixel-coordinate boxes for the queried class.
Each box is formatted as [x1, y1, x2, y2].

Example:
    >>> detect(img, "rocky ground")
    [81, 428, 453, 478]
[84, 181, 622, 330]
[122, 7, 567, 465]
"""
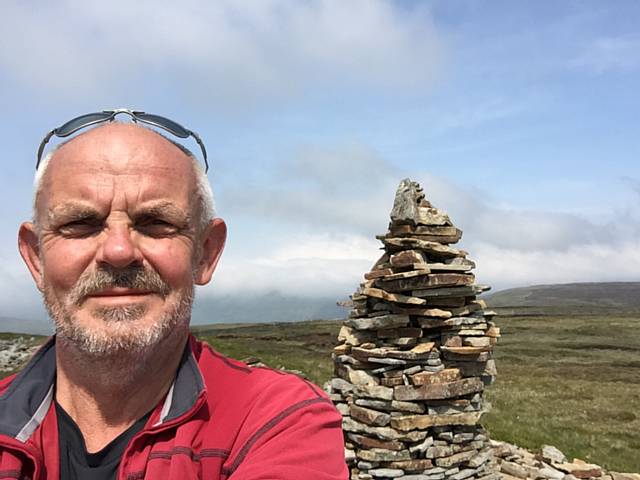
[0, 336, 41, 373]
[492, 441, 638, 480]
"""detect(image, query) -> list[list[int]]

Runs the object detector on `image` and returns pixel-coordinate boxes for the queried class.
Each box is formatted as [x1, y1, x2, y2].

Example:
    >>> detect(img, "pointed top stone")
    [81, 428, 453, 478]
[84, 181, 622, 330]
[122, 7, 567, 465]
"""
[389, 178, 452, 227]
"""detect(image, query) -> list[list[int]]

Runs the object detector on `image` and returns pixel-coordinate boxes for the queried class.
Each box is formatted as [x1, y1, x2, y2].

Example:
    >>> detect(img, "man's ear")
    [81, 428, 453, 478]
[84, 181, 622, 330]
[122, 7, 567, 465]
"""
[194, 218, 227, 286]
[18, 222, 44, 291]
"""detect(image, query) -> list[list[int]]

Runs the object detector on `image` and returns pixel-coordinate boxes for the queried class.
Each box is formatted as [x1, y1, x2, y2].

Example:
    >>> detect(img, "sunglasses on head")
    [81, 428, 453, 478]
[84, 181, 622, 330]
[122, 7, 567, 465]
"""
[36, 109, 209, 172]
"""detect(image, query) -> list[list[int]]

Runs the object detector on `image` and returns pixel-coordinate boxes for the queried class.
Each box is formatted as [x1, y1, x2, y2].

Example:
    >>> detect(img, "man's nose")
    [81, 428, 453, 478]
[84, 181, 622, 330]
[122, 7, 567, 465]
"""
[95, 225, 144, 269]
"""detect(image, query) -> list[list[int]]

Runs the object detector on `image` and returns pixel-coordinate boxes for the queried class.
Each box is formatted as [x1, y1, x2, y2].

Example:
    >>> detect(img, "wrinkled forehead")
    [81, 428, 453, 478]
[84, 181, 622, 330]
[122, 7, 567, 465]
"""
[36, 123, 198, 213]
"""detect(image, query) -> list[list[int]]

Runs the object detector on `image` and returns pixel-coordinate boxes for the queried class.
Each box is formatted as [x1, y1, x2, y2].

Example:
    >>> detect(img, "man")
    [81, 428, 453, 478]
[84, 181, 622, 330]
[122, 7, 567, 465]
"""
[0, 111, 348, 479]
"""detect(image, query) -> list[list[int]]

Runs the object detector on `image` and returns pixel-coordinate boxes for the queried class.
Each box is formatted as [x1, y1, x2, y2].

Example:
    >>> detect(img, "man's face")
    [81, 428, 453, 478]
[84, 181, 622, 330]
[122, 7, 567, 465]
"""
[20, 124, 225, 355]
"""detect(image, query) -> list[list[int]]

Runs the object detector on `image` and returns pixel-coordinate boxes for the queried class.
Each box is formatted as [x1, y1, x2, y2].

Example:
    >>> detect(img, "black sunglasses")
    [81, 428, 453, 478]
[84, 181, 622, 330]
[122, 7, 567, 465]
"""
[36, 109, 209, 172]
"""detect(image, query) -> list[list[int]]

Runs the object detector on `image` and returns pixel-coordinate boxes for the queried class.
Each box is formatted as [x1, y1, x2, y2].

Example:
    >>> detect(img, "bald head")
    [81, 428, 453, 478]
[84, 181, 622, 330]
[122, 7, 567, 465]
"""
[33, 123, 214, 232]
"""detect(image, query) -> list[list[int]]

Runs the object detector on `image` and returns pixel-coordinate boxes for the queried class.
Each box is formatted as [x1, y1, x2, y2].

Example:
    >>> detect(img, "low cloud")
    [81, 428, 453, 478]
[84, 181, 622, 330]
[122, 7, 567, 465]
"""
[474, 240, 640, 292]
[222, 144, 402, 232]
[203, 232, 381, 299]
[2, 148, 639, 321]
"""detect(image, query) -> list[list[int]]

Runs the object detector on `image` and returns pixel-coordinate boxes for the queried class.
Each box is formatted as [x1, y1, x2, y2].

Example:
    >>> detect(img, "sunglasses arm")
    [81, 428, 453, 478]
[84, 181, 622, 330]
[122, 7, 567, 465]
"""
[36, 129, 57, 170]
[190, 131, 209, 173]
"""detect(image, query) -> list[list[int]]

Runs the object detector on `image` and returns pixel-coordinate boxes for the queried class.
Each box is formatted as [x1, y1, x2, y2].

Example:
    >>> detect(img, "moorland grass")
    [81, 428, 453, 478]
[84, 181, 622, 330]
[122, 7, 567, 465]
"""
[195, 314, 640, 471]
[1, 312, 638, 470]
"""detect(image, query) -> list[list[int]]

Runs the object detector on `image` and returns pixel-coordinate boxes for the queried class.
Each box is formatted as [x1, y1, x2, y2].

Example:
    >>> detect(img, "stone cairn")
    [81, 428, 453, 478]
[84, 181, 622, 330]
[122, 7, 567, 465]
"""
[327, 179, 500, 480]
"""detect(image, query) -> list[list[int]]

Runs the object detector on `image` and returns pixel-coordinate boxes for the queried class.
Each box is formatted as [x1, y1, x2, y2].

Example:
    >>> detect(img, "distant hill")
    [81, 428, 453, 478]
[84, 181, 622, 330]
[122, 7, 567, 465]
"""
[0, 317, 51, 335]
[0, 293, 347, 334]
[191, 292, 346, 325]
[485, 282, 640, 312]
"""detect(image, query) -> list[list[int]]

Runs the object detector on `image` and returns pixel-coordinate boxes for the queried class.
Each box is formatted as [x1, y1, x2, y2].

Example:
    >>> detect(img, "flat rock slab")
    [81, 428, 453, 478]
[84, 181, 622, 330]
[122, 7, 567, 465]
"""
[387, 459, 434, 472]
[379, 273, 474, 293]
[409, 285, 480, 298]
[350, 404, 391, 427]
[394, 378, 484, 401]
[348, 434, 405, 451]
[390, 224, 460, 237]
[410, 368, 462, 386]
[381, 237, 465, 258]
[356, 447, 412, 462]
[441, 346, 492, 355]
[342, 417, 428, 442]
[392, 306, 453, 319]
[361, 287, 427, 306]
[556, 461, 603, 479]
[345, 314, 411, 331]
[390, 412, 482, 431]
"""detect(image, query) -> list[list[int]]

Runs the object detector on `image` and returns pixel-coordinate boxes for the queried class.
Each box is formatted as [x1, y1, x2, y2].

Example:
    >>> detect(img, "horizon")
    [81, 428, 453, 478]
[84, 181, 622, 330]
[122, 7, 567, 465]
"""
[1, 1, 639, 327]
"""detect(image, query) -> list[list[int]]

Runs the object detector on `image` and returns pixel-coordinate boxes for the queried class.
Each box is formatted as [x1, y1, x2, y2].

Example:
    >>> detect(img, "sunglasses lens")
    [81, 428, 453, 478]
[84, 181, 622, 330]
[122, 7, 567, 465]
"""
[136, 113, 189, 138]
[57, 112, 113, 137]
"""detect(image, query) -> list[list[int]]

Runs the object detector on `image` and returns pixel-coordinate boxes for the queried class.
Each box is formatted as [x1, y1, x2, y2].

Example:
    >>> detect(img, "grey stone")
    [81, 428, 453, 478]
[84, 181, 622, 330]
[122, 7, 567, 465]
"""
[342, 417, 429, 442]
[434, 449, 477, 467]
[369, 468, 406, 478]
[340, 365, 380, 386]
[338, 326, 376, 346]
[452, 433, 474, 443]
[542, 445, 567, 464]
[390, 178, 422, 225]
[539, 466, 565, 480]
[500, 461, 529, 479]
[403, 365, 422, 375]
[448, 469, 477, 480]
[357, 448, 411, 462]
[345, 314, 411, 331]
[391, 400, 425, 414]
[423, 475, 444, 480]
[345, 447, 356, 463]
[355, 399, 392, 410]
[467, 449, 492, 468]
[409, 436, 434, 454]
[368, 357, 408, 366]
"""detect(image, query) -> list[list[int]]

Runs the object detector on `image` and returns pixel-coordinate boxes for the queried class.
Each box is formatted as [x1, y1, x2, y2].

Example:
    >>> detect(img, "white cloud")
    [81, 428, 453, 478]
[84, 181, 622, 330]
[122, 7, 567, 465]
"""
[207, 232, 381, 298]
[2, 145, 640, 322]
[474, 240, 640, 291]
[222, 143, 402, 232]
[0, 0, 444, 104]
[570, 35, 640, 74]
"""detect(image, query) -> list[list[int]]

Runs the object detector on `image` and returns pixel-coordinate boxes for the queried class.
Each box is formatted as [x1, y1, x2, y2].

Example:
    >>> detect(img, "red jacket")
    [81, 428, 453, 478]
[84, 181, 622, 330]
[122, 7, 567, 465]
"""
[0, 336, 348, 479]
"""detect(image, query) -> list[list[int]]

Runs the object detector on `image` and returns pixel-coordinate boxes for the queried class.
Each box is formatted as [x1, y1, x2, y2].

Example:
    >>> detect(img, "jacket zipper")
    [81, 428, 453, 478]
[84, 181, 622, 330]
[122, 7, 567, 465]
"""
[116, 390, 207, 480]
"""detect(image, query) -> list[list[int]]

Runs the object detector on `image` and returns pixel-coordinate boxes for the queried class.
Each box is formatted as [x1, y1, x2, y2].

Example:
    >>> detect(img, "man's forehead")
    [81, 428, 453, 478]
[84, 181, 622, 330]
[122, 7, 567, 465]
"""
[48, 122, 193, 173]
[35, 123, 198, 217]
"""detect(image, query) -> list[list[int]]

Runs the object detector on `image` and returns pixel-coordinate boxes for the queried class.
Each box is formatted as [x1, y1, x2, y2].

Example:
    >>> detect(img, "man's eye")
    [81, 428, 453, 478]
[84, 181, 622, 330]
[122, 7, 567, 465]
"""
[137, 219, 179, 236]
[58, 221, 101, 237]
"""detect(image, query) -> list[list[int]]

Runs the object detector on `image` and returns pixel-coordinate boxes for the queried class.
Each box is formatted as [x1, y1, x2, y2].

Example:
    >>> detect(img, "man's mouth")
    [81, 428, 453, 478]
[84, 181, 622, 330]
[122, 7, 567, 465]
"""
[88, 288, 154, 297]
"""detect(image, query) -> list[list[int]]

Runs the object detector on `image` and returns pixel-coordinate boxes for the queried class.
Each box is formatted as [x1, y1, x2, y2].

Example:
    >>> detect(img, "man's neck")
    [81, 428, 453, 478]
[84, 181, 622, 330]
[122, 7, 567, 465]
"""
[54, 330, 189, 453]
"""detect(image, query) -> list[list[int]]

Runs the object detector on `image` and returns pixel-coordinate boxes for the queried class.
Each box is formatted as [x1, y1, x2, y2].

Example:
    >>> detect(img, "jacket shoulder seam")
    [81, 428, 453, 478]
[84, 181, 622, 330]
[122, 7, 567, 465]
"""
[221, 397, 333, 476]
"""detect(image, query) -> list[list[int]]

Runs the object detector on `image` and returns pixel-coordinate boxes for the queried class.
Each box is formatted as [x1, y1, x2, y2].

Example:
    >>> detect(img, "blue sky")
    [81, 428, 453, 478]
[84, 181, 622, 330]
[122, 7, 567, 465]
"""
[1, 0, 639, 323]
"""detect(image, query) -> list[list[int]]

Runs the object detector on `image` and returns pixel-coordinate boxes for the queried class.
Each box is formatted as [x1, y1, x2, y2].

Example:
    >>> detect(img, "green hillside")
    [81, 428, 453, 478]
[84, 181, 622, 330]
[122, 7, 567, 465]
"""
[486, 282, 640, 313]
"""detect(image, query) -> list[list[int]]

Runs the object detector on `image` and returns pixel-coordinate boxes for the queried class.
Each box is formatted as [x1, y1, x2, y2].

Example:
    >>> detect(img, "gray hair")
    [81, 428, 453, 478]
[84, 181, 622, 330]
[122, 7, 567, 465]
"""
[33, 132, 215, 233]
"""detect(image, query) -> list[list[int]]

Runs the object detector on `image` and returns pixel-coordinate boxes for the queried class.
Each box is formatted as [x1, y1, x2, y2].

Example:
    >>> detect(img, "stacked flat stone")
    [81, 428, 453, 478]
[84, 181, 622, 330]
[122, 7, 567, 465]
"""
[327, 179, 500, 480]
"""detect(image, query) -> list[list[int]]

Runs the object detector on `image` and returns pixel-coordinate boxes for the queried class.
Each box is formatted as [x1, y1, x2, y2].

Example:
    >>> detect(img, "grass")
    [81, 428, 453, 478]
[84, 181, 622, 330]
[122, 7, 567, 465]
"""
[482, 314, 640, 472]
[196, 315, 640, 471]
[1, 312, 638, 471]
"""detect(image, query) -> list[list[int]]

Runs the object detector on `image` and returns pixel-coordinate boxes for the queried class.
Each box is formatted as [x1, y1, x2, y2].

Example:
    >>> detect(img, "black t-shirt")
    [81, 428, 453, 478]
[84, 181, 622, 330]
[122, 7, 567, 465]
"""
[55, 402, 150, 480]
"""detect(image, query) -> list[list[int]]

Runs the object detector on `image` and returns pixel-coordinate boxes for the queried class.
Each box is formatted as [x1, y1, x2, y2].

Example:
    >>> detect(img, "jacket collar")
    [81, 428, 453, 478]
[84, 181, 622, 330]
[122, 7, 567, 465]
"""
[0, 335, 205, 442]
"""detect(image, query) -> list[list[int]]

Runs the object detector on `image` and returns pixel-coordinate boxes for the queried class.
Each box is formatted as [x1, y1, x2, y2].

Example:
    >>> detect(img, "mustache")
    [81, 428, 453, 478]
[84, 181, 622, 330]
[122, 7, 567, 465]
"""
[68, 265, 172, 306]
